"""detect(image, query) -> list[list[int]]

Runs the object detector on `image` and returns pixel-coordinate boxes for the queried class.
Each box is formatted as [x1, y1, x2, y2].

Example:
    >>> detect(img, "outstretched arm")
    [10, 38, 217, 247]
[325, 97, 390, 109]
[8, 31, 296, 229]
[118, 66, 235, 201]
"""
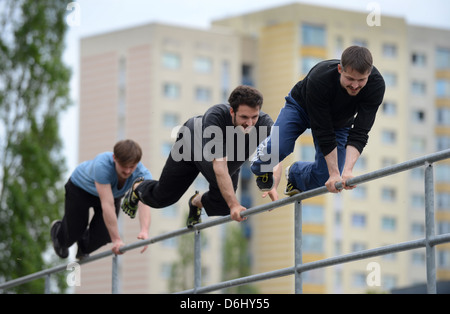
[324, 146, 360, 193]
[137, 202, 151, 253]
[95, 182, 124, 255]
[213, 157, 246, 222]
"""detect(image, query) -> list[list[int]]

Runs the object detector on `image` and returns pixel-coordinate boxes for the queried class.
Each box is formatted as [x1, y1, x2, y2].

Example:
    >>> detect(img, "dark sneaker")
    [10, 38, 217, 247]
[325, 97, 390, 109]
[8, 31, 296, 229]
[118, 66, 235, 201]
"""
[51, 220, 69, 259]
[187, 191, 202, 228]
[121, 176, 144, 219]
[76, 243, 90, 261]
[284, 165, 302, 196]
[255, 173, 274, 191]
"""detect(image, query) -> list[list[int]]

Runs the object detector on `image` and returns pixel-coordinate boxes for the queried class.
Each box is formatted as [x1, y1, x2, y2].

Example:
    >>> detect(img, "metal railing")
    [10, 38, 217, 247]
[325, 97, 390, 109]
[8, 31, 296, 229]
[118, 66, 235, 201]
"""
[1, 148, 450, 294]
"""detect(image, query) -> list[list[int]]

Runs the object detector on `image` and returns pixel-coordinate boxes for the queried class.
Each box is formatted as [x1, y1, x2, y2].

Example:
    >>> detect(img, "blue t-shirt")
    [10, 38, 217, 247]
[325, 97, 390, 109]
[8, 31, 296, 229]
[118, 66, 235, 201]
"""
[70, 152, 152, 199]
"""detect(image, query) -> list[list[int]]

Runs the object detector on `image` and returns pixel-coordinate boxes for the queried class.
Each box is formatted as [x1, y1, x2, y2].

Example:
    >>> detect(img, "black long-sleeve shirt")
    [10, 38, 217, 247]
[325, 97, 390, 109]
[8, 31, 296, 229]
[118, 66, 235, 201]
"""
[290, 60, 385, 156]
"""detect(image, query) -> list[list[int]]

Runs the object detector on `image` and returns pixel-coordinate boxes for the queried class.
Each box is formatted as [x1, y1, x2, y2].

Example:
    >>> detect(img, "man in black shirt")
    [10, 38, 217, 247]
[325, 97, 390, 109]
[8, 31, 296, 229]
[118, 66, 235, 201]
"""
[121, 85, 280, 225]
[251, 46, 385, 194]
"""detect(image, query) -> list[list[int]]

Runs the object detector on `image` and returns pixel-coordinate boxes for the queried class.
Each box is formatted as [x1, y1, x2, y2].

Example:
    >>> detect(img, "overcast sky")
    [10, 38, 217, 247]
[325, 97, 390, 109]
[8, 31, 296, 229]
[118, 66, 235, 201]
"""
[60, 0, 450, 175]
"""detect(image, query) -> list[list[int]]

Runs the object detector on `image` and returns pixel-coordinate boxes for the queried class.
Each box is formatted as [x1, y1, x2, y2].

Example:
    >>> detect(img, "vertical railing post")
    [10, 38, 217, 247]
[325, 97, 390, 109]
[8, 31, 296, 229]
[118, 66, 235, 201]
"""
[194, 230, 202, 293]
[424, 163, 437, 294]
[45, 274, 51, 294]
[112, 255, 121, 294]
[294, 200, 303, 294]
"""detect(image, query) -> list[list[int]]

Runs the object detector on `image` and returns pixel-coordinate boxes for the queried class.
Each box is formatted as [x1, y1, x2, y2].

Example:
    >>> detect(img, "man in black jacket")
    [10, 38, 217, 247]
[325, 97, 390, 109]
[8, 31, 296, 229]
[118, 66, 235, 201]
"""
[251, 46, 386, 195]
[121, 85, 280, 226]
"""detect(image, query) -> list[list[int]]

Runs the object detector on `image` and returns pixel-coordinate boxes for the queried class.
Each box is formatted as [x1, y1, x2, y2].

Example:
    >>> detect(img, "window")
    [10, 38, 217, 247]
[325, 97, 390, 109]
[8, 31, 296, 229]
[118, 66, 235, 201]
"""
[353, 39, 368, 47]
[438, 251, 450, 269]
[382, 157, 397, 167]
[161, 142, 172, 157]
[435, 164, 450, 183]
[352, 273, 367, 288]
[162, 52, 181, 70]
[382, 101, 397, 116]
[437, 193, 450, 210]
[382, 187, 396, 202]
[162, 112, 180, 128]
[383, 44, 397, 58]
[242, 64, 254, 86]
[437, 136, 450, 151]
[352, 186, 367, 200]
[352, 242, 367, 252]
[163, 83, 180, 99]
[382, 216, 396, 231]
[301, 56, 324, 75]
[411, 110, 425, 123]
[410, 168, 424, 181]
[352, 214, 366, 228]
[410, 137, 426, 153]
[302, 204, 324, 224]
[411, 81, 426, 95]
[384, 73, 397, 87]
[303, 234, 324, 254]
[195, 86, 212, 102]
[437, 221, 450, 235]
[411, 252, 425, 266]
[301, 145, 315, 162]
[411, 194, 425, 209]
[382, 130, 396, 145]
[194, 56, 212, 73]
[302, 24, 326, 47]
[303, 269, 325, 284]
[383, 275, 397, 291]
[436, 79, 450, 98]
[354, 156, 367, 171]
[436, 47, 450, 70]
[412, 53, 426, 67]
[411, 223, 424, 237]
[437, 108, 450, 126]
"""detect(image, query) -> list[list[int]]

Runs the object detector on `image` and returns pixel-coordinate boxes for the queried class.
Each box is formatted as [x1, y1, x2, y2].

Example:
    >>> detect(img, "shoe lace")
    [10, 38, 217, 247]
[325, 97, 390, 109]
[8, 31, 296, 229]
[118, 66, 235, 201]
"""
[260, 173, 269, 183]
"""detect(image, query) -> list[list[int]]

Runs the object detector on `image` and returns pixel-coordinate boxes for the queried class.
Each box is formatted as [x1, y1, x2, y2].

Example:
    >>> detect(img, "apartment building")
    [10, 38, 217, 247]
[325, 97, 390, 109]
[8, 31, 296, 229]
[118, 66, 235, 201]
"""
[76, 3, 450, 294]
[407, 25, 450, 283]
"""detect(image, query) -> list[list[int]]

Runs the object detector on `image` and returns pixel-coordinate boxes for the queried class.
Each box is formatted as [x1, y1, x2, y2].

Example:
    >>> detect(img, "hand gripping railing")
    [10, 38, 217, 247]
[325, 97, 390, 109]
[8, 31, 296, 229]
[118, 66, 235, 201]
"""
[1, 148, 450, 294]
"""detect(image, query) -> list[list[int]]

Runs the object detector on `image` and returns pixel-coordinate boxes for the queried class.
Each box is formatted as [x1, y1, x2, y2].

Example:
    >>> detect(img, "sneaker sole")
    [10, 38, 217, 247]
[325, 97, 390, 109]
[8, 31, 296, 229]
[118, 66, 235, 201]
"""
[284, 165, 302, 196]
[187, 191, 201, 228]
[51, 220, 69, 259]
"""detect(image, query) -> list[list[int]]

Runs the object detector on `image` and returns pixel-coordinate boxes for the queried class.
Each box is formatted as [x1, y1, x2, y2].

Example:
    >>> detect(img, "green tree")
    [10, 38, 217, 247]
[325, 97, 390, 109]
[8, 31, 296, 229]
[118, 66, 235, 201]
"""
[0, 0, 71, 293]
[222, 224, 259, 294]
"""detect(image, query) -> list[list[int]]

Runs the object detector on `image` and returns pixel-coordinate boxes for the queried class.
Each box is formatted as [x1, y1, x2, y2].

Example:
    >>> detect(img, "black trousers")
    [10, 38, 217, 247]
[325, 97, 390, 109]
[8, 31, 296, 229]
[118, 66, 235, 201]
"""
[135, 153, 239, 217]
[57, 180, 121, 254]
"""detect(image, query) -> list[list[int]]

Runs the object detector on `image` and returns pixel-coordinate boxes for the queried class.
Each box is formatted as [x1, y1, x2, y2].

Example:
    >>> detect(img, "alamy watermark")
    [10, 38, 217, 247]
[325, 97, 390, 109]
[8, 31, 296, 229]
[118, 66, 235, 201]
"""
[66, 262, 81, 287]
[366, 262, 381, 287]
[170, 118, 279, 172]
[66, 2, 81, 27]
[366, 2, 382, 27]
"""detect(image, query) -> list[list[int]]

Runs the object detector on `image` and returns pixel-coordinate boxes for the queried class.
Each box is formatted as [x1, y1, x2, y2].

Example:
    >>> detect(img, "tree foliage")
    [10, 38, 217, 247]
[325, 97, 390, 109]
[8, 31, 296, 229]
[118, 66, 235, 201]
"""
[222, 223, 259, 294]
[0, 0, 71, 293]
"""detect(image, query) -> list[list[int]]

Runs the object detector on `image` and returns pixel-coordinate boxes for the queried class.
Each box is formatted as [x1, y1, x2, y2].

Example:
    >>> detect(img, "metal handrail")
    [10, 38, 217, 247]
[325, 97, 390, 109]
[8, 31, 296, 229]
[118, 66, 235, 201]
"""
[1, 148, 450, 293]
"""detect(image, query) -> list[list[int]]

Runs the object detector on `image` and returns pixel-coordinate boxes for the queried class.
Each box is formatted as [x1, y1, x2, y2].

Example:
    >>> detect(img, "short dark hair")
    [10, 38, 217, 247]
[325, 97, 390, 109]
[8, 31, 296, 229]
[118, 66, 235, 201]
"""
[341, 46, 373, 74]
[228, 85, 263, 112]
[114, 139, 142, 165]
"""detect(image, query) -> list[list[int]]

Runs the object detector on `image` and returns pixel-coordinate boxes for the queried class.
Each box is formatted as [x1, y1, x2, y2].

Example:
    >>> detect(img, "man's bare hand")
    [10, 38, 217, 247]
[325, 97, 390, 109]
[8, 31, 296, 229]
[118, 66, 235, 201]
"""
[230, 205, 247, 222]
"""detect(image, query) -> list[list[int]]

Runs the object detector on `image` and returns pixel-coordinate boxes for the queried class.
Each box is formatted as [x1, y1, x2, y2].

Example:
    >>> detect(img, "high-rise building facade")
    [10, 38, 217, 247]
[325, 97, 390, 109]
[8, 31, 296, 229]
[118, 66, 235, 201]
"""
[77, 3, 450, 293]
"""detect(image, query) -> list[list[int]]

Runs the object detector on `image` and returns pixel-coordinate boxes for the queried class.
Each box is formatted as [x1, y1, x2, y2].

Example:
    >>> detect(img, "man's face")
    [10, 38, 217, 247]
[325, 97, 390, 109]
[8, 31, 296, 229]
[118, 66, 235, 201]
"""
[113, 156, 138, 180]
[338, 64, 370, 96]
[230, 104, 260, 133]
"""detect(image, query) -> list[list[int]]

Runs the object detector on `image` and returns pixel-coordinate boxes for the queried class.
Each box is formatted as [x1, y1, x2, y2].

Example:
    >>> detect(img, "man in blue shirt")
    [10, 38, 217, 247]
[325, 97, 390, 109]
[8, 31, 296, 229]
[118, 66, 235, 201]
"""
[51, 140, 152, 259]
